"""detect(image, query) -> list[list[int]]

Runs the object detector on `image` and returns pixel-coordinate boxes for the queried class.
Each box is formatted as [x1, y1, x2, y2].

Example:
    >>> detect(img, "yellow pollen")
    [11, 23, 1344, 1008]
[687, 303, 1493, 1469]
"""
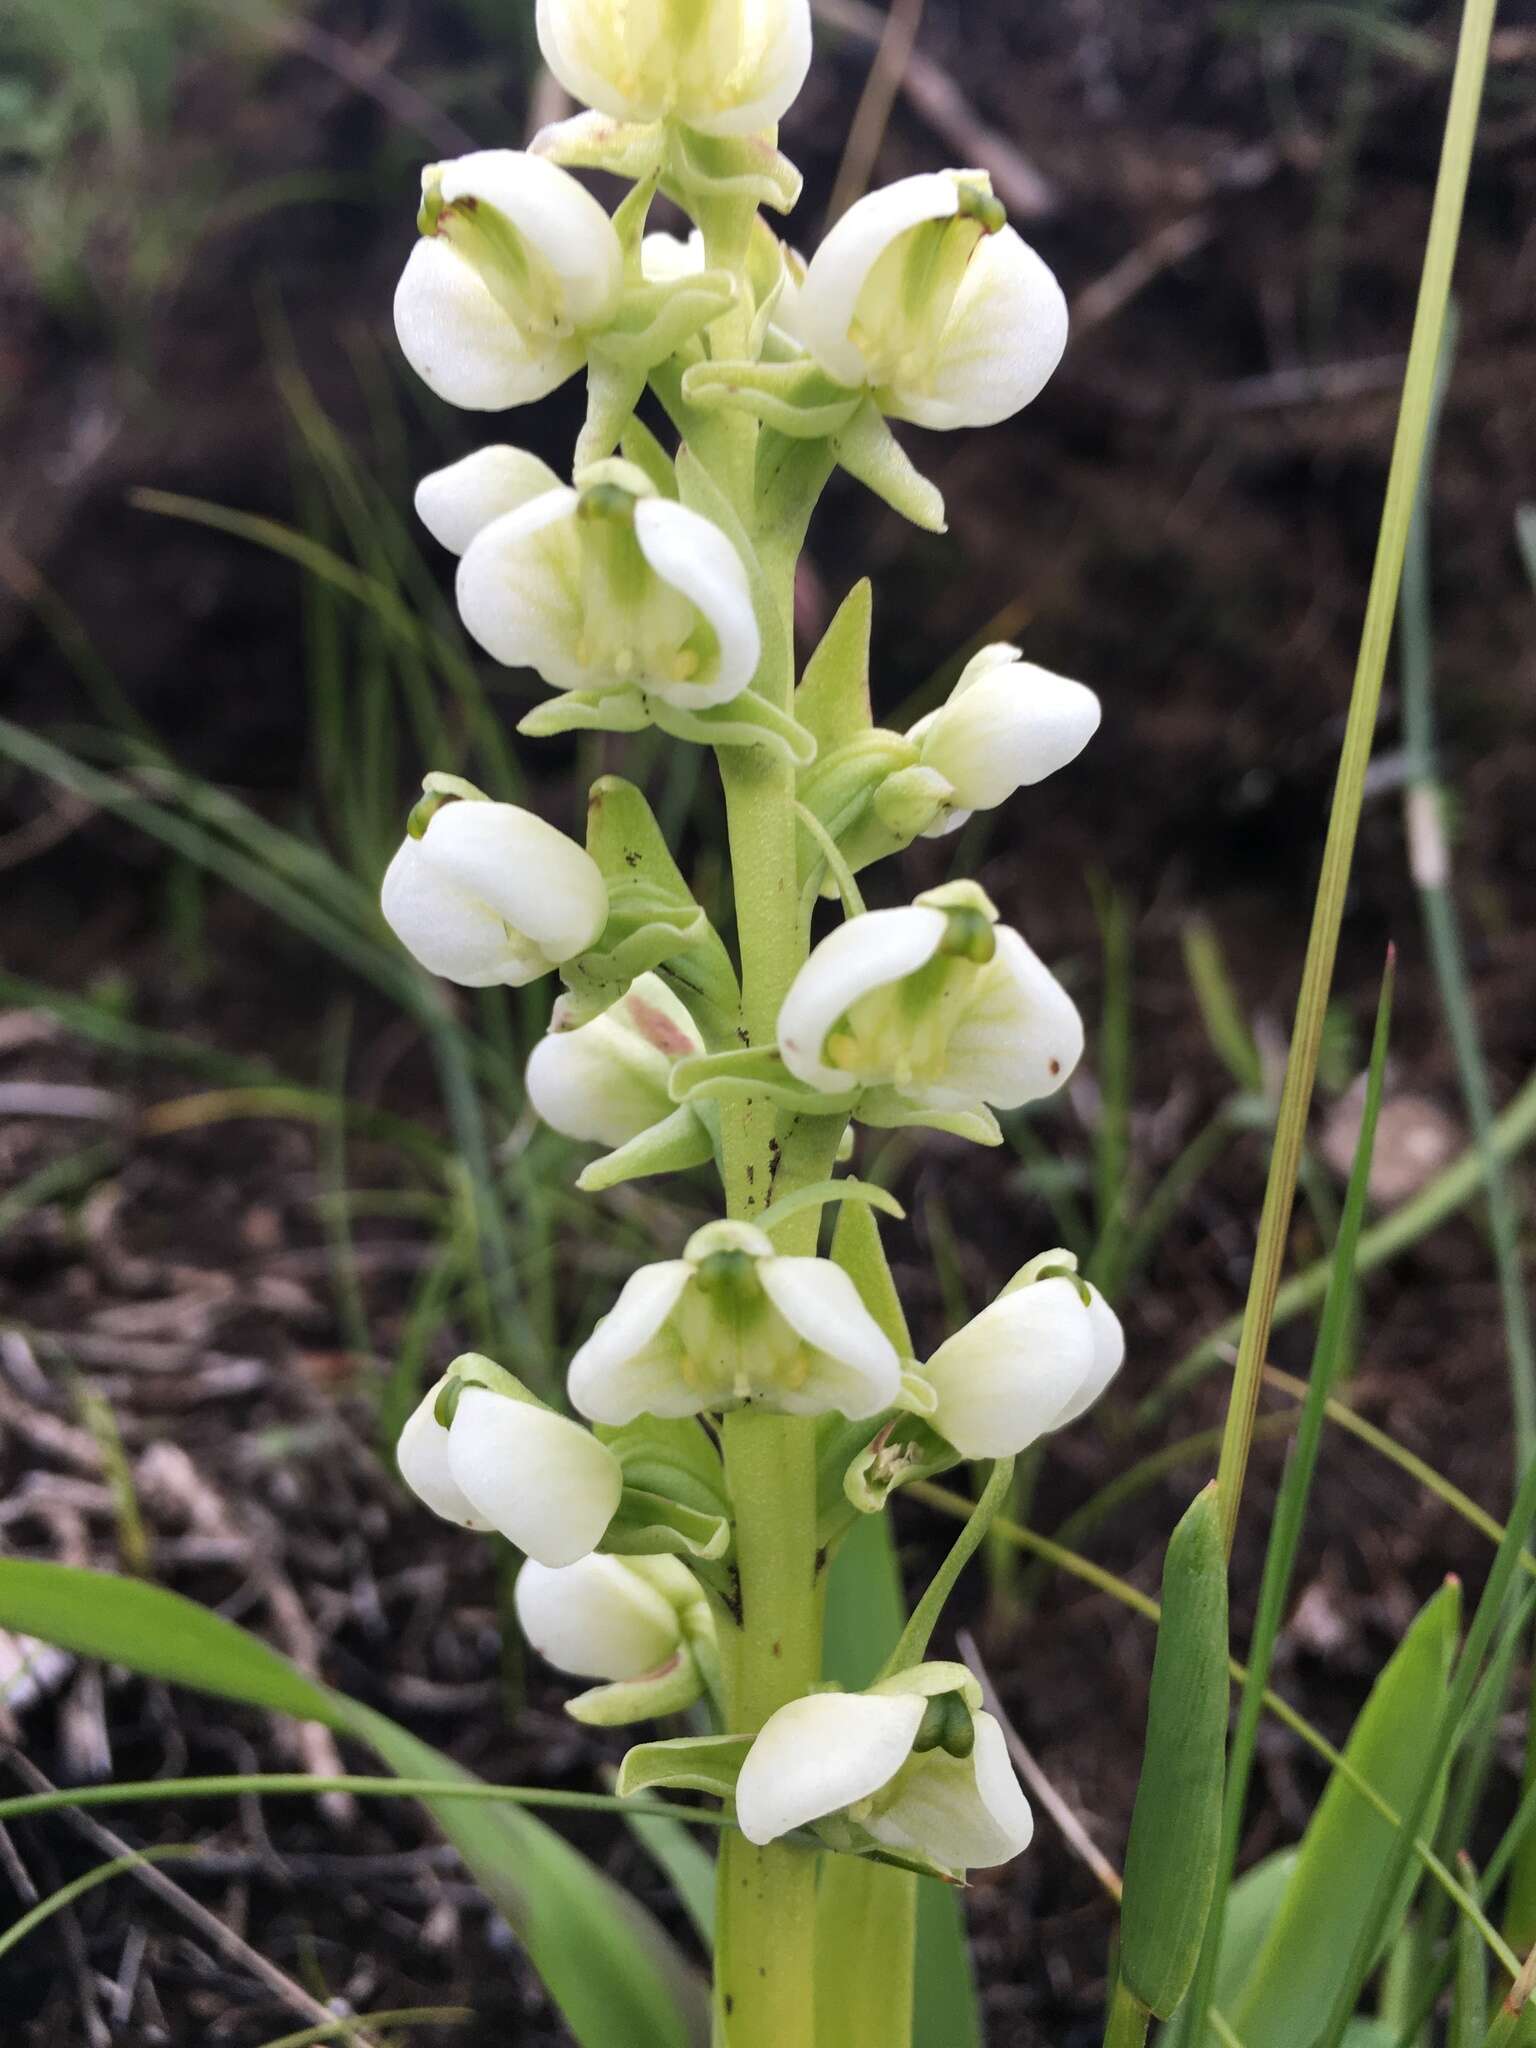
[672, 649, 699, 681]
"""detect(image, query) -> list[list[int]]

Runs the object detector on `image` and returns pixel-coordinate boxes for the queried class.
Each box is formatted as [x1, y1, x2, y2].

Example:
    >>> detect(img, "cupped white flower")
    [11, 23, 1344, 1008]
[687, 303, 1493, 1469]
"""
[398, 1381, 623, 1566]
[381, 797, 607, 988]
[450, 460, 761, 708]
[536, 0, 812, 139]
[735, 1664, 1033, 1874]
[395, 150, 623, 411]
[515, 1553, 696, 1680]
[776, 886, 1083, 1117]
[797, 171, 1067, 430]
[907, 644, 1101, 834]
[526, 975, 703, 1147]
[921, 1252, 1125, 1457]
[568, 1219, 901, 1425]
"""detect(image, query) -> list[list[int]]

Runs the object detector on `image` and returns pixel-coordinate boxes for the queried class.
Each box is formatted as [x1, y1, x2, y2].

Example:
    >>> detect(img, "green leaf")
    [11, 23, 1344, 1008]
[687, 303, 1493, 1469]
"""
[617, 1735, 752, 1802]
[758, 1176, 904, 1237]
[605, 1487, 731, 1564]
[816, 1854, 918, 2048]
[796, 578, 875, 753]
[623, 1808, 716, 1951]
[1120, 1485, 1230, 2019]
[680, 359, 862, 439]
[0, 1562, 706, 2048]
[1228, 1579, 1462, 2048]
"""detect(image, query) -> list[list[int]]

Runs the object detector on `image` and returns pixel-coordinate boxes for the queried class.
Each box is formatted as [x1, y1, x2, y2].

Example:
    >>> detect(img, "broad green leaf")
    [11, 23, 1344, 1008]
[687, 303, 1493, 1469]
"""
[1229, 1579, 1462, 2048]
[816, 1854, 917, 2048]
[1156, 1853, 1296, 2047]
[0, 1562, 706, 2048]
[623, 1806, 716, 1950]
[1120, 1486, 1230, 2018]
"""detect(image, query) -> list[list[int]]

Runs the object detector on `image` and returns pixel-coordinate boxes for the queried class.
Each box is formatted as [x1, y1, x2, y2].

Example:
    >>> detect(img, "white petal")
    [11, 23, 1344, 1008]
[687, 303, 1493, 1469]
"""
[394, 238, 582, 411]
[936, 925, 1083, 1109]
[436, 150, 622, 330]
[415, 447, 565, 556]
[734, 1692, 924, 1845]
[888, 225, 1067, 431]
[917, 660, 1101, 812]
[514, 1556, 681, 1681]
[923, 1276, 1097, 1458]
[416, 799, 608, 964]
[868, 1713, 1034, 1870]
[777, 906, 947, 1093]
[446, 1388, 622, 1567]
[1047, 1285, 1125, 1430]
[455, 488, 590, 686]
[381, 832, 544, 987]
[633, 498, 761, 708]
[757, 1258, 900, 1419]
[535, 0, 811, 139]
[692, 0, 813, 137]
[797, 174, 962, 388]
[396, 1389, 491, 1528]
[640, 230, 706, 284]
[525, 988, 683, 1147]
[567, 1263, 696, 1424]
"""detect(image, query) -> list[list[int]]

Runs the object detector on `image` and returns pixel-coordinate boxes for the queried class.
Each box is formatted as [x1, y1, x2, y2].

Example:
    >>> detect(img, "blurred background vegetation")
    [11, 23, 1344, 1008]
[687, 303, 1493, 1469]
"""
[1, 1, 1534, 2041]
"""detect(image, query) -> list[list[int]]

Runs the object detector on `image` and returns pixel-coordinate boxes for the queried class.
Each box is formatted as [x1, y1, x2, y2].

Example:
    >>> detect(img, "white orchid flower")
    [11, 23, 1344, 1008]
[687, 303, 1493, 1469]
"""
[517, 1552, 719, 1724]
[920, 1249, 1125, 1458]
[734, 1662, 1033, 1875]
[796, 171, 1067, 430]
[535, 0, 812, 139]
[416, 451, 761, 710]
[906, 644, 1101, 836]
[776, 882, 1082, 1129]
[394, 150, 623, 411]
[526, 975, 703, 1148]
[568, 1219, 900, 1425]
[381, 794, 607, 988]
[397, 1375, 623, 1567]
[640, 228, 707, 284]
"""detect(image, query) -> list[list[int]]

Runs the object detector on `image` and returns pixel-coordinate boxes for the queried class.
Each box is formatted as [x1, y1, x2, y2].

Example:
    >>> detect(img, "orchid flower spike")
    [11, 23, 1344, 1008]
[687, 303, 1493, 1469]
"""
[526, 974, 703, 1149]
[381, 790, 607, 988]
[919, 1248, 1125, 1459]
[796, 170, 1067, 430]
[776, 881, 1083, 1138]
[515, 1553, 716, 1724]
[734, 1662, 1034, 1876]
[415, 450, 761, 711]
[397, 1363, 623, 1567]
[535, 0, 813, 139]
[568, 1219, 901, 1425]
[395, 151, 623, 411]
[905, 644, 1102, 836]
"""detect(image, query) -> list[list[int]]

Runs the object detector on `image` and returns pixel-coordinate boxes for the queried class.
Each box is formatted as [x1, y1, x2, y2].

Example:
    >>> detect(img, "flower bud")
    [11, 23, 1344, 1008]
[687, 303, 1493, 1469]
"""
[527, 975, 703, 1148]
[920, 1250, 1125, 1458]
[733, 1661, 1033, 1875]
[515, 1553, 698, 1679]
[535, 0, 812, 140]
[381, 795, 607, 988]
[397, 1373, 623, 1567]
[419, 454, 760, 710]
[797, 171, 1067, 430]
[395, 151, 623, 411]
[776, 882, 1082, 1126]
[568, 1219, 900, 1425]
[906, 644, 1101, 835]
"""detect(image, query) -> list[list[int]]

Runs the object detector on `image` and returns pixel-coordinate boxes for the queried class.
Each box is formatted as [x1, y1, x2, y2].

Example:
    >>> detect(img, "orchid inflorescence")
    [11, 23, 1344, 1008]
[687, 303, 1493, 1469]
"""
[380, 0, 1119, 2024]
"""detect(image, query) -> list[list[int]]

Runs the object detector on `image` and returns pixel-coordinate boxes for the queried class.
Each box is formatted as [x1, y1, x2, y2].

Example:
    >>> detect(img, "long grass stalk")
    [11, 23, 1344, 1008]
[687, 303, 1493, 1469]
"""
[1211, 0, 1499, 1553]
[1173, 954, 1395, 2046]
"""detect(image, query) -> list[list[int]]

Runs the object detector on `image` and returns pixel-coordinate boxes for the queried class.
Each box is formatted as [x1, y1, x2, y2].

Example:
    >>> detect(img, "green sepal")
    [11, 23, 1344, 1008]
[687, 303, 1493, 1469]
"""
[577, 1104, 717, 1194]
[794, 730, 917, 897]
[854, 1093, 1003, 1147]
[871, 764, 953, 841]
[829, 1195, 912, 1355]
[652, 688, 817, 769]
[531, 109, 665, 185]
[576, 350, 650, 471]
[833, 400, 947, 533]
[601, 273, 739, 374]
[671, 1043, 858, 1116]
[519, 688, 653, 741]
[433, 1351, 545, 1427]
[605, 1487, 731, 1565]
[596, 1414, 729, 1523]
[665, 125, 802, 215]
[567, 1651, 707, 1729]
[680, 358, 862, 440]
[795, 579, 875, 753]
[616, 1733, 752, 1803]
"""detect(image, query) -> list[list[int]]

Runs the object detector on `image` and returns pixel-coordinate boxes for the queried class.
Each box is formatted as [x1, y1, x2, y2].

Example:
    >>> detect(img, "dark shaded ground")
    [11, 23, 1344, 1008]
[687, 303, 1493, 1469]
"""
[2, 1, 1535, 2041]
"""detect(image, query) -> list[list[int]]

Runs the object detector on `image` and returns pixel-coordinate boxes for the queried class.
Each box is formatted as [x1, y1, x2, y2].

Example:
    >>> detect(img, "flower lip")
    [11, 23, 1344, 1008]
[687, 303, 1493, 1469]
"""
[777, 904, 948, 1094]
